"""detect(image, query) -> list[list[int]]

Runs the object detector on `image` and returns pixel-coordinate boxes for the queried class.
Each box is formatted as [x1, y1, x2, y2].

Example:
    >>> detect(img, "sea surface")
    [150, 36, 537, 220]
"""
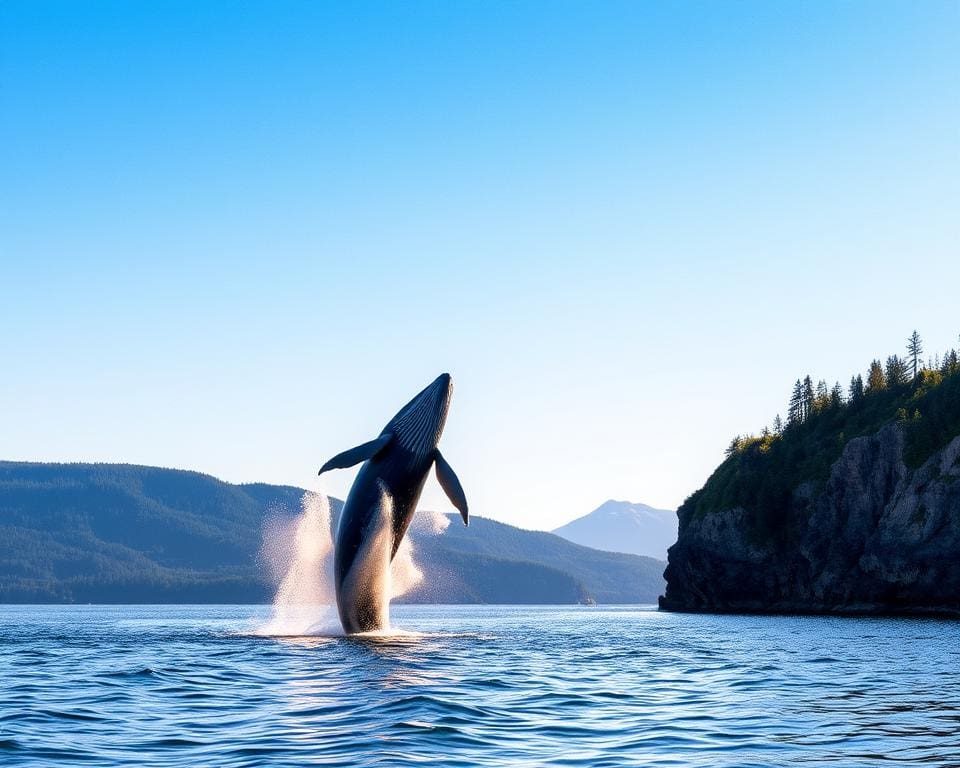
[1, 604, 959, 767]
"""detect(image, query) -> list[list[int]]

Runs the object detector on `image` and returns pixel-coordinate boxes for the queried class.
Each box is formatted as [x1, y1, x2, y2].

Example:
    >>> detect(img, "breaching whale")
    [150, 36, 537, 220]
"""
[318, 373, 468, 634]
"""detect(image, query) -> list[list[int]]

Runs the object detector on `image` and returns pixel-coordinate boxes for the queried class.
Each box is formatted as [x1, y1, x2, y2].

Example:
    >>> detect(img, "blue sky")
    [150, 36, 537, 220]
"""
[2, 1, 958, 530]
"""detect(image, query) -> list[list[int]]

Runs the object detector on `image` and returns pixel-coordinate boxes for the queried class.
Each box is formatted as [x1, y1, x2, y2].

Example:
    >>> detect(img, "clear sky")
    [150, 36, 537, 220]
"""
[1, 1, 958, 531]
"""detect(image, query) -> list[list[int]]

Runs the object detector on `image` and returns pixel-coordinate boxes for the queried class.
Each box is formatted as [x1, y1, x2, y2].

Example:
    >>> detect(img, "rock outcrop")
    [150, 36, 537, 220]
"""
[660, 426, 960, 615]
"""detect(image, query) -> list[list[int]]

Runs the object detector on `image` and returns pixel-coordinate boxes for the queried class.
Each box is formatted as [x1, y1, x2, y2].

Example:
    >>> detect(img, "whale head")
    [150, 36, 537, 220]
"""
[385, 373, 453, 459]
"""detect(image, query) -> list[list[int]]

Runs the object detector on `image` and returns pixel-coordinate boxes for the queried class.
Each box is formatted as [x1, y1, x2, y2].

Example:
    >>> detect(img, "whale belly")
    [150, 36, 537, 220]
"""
[335, 487, 394, 633]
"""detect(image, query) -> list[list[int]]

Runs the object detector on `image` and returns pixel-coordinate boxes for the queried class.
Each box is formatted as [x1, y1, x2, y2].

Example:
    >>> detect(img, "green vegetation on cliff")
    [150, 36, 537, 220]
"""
[681, 332, 960, 536]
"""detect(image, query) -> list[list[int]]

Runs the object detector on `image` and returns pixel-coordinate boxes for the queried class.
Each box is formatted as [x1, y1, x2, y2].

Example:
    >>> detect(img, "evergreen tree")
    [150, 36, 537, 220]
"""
[944, 349, 959, 375]
[907, 330, 923, 380]
[802, 375, 815, 421]
[830, 381, 844, 408]
[886, 355, 908, 386]
[866, 360, 885, 392]
[788, 379, 804, 425]
[814, 379, 829, 412]
[773, 414, 784, 434]
[849, 374, 864, 401]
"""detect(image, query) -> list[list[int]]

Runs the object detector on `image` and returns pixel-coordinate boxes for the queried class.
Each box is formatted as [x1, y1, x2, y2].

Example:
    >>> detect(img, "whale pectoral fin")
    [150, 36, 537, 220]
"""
[318, 433, 393, 475]
[434, 449, 468, 526]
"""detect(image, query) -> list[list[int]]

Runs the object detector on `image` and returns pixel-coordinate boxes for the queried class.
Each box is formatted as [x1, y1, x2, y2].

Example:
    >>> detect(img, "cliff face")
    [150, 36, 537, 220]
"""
[661, 426, 960, 615]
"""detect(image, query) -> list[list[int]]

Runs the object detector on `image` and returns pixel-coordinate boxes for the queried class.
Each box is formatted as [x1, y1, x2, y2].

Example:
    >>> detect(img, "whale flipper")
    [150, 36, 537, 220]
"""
[318, 433, 393, 475]
[434, 449, 468, 526]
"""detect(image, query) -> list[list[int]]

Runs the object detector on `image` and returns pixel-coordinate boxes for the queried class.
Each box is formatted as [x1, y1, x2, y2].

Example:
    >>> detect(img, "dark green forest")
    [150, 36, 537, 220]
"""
[0, 463, 304, 603]
[0, 462, 665, 604]
[681, 332, 960, 535]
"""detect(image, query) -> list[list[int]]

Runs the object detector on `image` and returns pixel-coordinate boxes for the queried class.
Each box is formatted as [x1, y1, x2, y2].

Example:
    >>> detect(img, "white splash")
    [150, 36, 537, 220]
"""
[255, 488, 450, 635]
[256, 491, 337, 636]
[390, 508, 451, 600]
[411, 507, 452, 536]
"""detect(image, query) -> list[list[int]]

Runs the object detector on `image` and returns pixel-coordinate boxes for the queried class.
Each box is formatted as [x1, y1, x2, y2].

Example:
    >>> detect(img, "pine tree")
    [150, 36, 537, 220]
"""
[725, 435, 742, 457]
[945, 349, 959, 375]
[813, 379, 829, 412]
[802, 376, 815, 421]
[788, 379, 804, 425]
[830, 381, 843, 408]
[867, 360, 885, 392]
[773, 414, 784, 434]
[849, 374, 864, 401]
[886, 355, 908, 386]
[907, 330, 923, 380]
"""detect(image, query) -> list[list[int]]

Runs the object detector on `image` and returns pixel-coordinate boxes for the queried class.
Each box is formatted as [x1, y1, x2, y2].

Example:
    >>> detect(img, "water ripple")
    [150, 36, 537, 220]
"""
[1, 605, 959, 767]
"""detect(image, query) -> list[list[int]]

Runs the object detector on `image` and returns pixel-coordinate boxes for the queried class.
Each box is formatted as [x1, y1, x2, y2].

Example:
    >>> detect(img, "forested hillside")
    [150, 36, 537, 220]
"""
[685, 332, 960, 536]
[663, 331, 960, 615]
[0, 462, 665, 604]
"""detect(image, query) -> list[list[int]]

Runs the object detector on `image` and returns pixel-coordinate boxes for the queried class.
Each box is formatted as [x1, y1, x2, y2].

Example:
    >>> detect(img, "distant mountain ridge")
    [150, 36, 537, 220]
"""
[552, 500, 678, 560]
[0, 461, 666, 604]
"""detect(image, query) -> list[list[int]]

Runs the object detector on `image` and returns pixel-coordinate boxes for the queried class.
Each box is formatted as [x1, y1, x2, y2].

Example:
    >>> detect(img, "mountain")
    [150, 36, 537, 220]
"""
[0, 461, 665, 604]
[408, 514, 665, 604]
[552, 500, 677, 560]
[662, 352, 960, 616]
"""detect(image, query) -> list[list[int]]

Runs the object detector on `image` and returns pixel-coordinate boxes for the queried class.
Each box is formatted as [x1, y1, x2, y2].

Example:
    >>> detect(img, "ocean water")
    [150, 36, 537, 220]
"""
[1, 605, 958, 767]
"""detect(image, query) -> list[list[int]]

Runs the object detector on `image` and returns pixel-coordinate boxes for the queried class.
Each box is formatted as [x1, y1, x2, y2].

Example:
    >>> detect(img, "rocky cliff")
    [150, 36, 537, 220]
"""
[661, 425, 960, 615]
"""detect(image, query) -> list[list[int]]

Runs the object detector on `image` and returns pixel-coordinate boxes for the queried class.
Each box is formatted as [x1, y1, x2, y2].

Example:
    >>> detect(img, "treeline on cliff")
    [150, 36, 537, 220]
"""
[681, 331, 960, 537]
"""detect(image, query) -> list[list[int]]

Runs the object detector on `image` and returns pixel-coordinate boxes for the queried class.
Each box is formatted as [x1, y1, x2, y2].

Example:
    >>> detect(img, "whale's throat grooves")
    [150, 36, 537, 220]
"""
[337, 482, 394, 633]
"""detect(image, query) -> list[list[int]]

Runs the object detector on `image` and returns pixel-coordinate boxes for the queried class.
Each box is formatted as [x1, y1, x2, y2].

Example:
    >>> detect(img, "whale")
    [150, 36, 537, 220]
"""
[318, 373, 468, 634]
